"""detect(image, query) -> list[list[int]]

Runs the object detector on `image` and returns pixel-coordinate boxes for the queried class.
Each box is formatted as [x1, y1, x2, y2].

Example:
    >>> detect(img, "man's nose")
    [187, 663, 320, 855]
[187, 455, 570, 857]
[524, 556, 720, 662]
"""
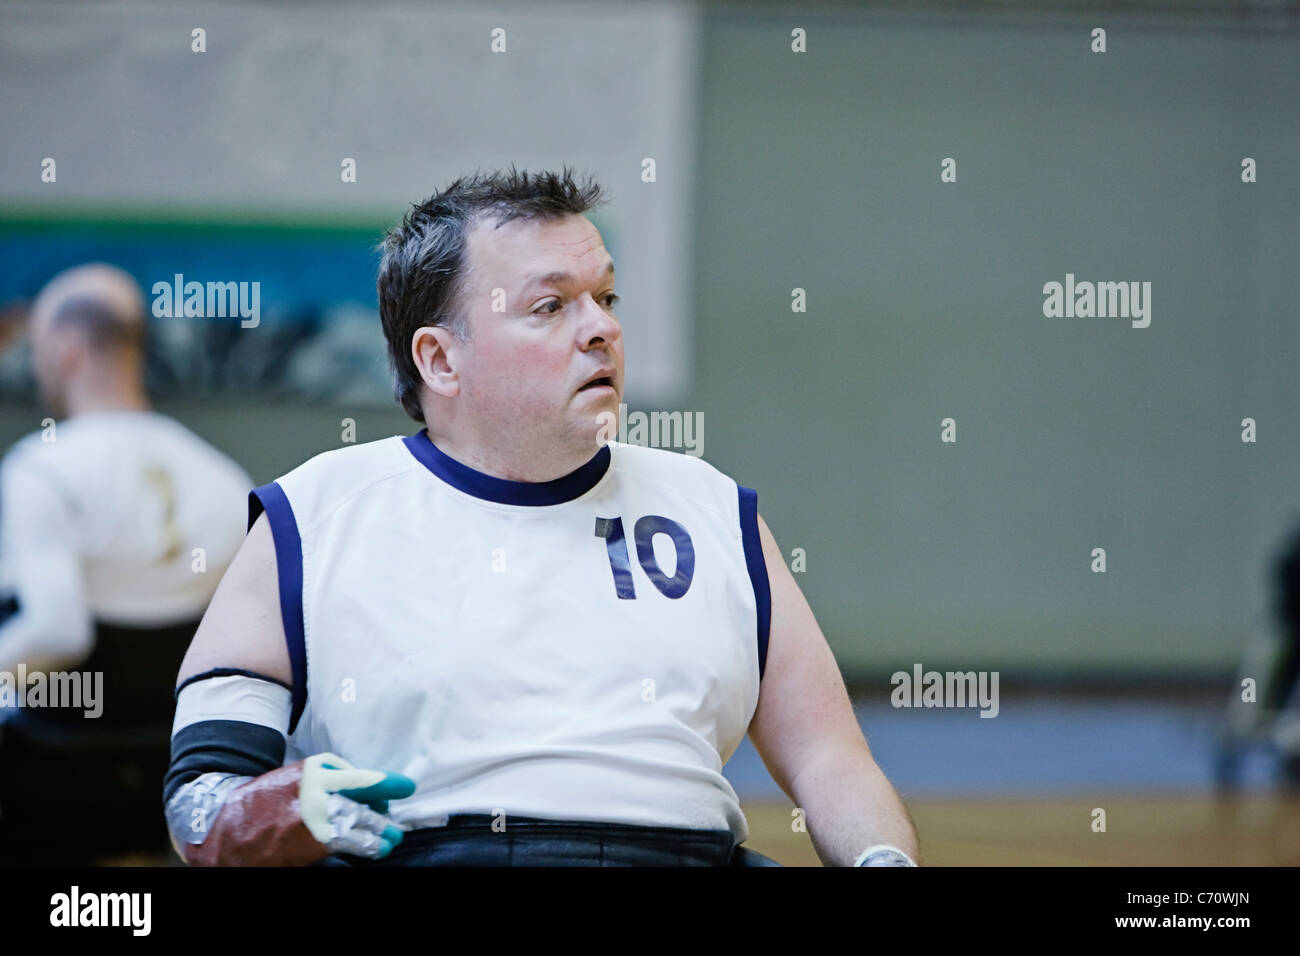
[578, 293, 622, 346]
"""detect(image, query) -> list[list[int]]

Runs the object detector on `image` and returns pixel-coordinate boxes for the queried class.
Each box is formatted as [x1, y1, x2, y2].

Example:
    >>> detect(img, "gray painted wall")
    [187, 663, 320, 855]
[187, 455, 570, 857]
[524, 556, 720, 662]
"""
[687, 8, 1299, 676]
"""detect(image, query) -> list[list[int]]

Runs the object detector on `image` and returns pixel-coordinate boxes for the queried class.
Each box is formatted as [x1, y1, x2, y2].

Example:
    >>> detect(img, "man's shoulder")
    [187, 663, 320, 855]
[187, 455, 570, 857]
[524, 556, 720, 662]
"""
[1, 429, 47, 472]
[267, 435, 415, 519]
[608, 442, 753, 520]
[3, 411, 244, 477]
[609, 441, 734, 484]
[1, 420, 88, 485]
[146, 413, 254, 489]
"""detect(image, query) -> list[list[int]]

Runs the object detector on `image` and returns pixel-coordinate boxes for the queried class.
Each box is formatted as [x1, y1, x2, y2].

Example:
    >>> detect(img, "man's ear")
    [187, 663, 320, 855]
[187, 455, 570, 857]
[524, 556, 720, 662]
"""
[56, 331, 86, 378]
[411, 325, 461, 399]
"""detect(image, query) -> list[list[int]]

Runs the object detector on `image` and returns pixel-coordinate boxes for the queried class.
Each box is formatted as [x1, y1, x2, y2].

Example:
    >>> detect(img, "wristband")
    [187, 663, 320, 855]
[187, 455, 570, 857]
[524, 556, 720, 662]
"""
[853, 844, 917, 867]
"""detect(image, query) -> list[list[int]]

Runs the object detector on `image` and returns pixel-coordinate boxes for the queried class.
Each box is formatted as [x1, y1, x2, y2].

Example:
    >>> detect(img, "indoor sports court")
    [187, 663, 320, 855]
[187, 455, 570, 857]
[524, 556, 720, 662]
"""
[1, 0, 1297, 871]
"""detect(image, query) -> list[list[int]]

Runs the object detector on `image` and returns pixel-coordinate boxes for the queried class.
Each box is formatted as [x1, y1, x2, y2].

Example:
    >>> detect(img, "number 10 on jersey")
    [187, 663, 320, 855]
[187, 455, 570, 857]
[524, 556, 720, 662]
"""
[594, 515, 695, 599]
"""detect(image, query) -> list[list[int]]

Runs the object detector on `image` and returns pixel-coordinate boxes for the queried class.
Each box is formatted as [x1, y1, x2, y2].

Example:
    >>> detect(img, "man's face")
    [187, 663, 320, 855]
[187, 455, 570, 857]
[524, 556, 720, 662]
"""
[451, 213, 624, 460]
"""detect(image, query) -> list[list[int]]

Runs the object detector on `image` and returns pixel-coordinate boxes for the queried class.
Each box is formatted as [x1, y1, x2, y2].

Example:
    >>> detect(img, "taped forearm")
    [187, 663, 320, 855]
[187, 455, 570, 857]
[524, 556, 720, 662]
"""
[164, 673, 415, 866]
[167, 753, 416, 865]
[167, 761, 329, 866]
[164, 671, 305, 865]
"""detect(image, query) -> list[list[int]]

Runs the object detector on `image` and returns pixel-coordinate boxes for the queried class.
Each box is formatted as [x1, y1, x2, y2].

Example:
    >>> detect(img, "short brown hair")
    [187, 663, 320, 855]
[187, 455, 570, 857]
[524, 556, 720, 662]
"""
[375, 165, 608, 423]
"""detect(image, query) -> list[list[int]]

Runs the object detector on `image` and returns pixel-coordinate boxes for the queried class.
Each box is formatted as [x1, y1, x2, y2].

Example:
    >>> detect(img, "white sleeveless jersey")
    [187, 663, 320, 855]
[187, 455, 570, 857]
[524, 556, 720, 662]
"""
[251, 431, 771, 842]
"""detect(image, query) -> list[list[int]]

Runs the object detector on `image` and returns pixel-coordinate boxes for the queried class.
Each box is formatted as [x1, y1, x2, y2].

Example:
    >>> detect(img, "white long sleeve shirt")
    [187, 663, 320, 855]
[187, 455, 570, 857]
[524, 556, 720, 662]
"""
[0, 410, 252, 672]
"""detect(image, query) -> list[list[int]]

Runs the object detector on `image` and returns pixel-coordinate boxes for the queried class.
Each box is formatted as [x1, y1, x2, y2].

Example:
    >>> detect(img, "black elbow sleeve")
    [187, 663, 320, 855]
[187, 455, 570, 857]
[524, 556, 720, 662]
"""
[163, 720, 287, 806]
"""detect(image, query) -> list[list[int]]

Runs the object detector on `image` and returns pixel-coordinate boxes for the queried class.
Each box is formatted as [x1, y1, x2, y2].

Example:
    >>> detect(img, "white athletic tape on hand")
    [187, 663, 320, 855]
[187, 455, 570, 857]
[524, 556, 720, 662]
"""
[299, 752, 391, 846]
[164, 771, 253, 849]
[324, 794, 396, 856]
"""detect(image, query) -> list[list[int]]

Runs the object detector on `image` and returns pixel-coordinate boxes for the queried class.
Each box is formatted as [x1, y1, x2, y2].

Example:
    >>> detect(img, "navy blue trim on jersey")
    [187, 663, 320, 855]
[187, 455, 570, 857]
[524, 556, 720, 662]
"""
[175, 667, 294, 699]
[248, 483, 308, 735]
[403, 429, 611, 506]
[737, 486, 771, 681]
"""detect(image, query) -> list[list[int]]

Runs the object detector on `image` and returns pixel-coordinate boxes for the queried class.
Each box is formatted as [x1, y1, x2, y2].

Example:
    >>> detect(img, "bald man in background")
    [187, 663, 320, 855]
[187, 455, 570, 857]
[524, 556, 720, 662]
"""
[0, 263, 252, 864]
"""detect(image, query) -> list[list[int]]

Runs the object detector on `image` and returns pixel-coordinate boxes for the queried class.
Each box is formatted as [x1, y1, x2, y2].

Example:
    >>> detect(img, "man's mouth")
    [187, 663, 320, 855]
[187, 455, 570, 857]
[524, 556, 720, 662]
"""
[578, 376, 615, 392]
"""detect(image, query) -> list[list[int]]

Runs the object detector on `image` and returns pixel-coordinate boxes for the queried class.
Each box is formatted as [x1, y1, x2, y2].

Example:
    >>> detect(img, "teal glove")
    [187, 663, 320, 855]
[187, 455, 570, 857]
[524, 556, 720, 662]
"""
[299, 753, 417, 858]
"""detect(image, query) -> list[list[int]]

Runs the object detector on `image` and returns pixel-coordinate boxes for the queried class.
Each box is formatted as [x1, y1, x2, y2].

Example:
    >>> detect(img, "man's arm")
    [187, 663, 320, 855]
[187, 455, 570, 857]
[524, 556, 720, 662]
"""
[175, 510, 292, 687]
[746, 513, 919, 865]
[0, 456, 93, 673]
[167, 512, 411, 865]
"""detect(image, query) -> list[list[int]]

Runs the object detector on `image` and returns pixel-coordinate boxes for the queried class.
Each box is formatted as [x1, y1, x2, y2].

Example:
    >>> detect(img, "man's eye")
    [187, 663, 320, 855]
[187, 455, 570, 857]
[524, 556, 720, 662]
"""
[604, 293, 620, 308]
[536, 300, 561, 315]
